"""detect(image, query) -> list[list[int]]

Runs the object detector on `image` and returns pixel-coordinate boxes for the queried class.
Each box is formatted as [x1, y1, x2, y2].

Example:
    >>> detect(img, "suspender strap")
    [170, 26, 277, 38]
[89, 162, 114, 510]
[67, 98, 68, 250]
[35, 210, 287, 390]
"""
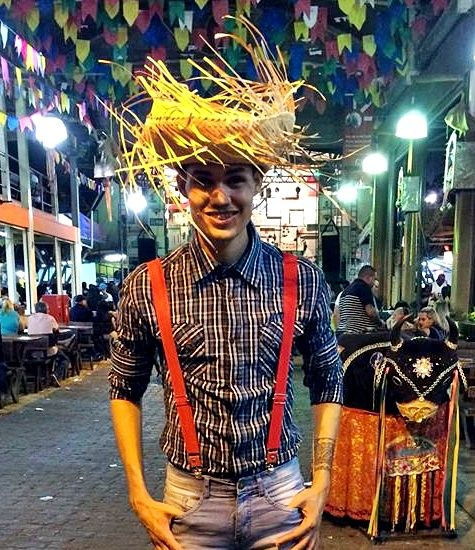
[266, 253, 299, 466]
[147, 259, 202, 474]
[147, 253, 299, 473]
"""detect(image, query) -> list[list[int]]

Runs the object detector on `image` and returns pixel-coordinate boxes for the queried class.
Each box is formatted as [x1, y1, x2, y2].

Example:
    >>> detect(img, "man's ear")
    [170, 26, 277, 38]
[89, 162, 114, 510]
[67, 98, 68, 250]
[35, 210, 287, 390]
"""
[253, 170, 264, 195]
[176, 168, 189, 197]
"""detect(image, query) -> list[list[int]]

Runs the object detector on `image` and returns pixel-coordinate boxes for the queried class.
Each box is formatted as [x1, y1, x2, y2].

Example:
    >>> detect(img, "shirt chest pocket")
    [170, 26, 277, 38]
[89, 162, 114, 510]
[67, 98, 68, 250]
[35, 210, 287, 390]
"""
[259, 319, 305, 377]
[170, 323, 207, 368]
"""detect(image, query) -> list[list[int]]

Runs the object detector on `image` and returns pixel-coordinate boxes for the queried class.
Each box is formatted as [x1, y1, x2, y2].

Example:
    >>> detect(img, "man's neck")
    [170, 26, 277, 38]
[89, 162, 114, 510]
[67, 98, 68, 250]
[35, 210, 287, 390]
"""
[198, 230, 250, 266]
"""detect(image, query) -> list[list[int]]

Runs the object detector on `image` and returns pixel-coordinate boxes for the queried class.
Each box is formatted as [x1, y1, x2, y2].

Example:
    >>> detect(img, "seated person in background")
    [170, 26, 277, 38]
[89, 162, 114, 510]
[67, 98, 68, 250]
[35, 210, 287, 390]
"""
[415, 306, 445, 340]
[386, 306, 415, 331]
[93, 300, 116, 358]
[28, 301, 59, 355]
[336, 265, 385, 335]
[0, 298, 20, 335]
[70, 295, 93, 322]
[14, 303, 28, 332]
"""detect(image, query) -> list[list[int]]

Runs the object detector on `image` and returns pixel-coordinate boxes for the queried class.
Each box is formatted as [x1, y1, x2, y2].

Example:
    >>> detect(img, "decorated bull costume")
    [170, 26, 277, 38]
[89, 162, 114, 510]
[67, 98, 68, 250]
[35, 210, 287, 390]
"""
[325, 317, 467, 539]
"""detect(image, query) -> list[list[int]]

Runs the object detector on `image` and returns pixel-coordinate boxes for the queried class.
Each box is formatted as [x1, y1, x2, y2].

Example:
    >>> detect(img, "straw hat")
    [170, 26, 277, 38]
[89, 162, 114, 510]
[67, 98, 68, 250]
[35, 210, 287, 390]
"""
[114, 17, 315, 196]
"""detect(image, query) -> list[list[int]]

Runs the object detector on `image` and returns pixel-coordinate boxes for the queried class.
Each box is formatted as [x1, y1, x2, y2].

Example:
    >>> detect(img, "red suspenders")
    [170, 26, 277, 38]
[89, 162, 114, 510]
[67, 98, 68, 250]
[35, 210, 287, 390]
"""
[147, 253, 298, 476]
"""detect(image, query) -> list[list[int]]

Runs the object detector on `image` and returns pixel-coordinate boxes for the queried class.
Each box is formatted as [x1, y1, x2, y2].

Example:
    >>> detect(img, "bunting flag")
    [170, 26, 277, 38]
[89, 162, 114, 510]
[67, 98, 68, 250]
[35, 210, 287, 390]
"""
[174, 27, 190, 51]
[363, 35, 376, 56]
[195, 0, 209, 8]
[123, 0, 139, 27]
[169, 1, 185, 25]
[82, 0, 98, 22]
[104, 0, 120, 20]
[337, 34, 352, 54]
[212, 0, 228, 25]
[75, 40, 91, 63]
[294, 0, 311, 19]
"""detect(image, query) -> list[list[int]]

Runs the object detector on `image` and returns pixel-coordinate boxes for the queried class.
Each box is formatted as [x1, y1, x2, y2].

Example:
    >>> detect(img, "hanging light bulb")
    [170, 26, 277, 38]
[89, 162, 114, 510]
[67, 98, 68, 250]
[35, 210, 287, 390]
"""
[395, 109, 428, 140]
[362, 152, 388, 175]
[34, 116, 68, 149]
[126, 188, 147, 214]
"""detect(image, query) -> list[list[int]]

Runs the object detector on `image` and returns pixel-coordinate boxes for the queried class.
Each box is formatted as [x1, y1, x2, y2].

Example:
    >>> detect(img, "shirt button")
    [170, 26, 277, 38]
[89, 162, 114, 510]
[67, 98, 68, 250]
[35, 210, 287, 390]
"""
[237, 480, 244, 490]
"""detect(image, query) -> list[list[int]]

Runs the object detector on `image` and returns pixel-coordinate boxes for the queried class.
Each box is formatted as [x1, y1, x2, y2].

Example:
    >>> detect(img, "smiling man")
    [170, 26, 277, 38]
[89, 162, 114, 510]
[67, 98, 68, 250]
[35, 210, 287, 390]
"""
[109, 19, 342, 550]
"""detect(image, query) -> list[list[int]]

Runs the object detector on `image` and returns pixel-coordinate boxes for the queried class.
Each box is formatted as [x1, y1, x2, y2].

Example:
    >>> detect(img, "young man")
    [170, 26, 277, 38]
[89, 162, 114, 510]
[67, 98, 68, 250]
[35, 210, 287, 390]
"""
[109, 20, 342, 550]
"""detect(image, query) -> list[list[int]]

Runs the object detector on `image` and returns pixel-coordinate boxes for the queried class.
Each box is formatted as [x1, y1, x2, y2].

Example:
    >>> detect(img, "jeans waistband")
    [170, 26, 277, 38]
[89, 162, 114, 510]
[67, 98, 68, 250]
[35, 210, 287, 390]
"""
[167, 457, 299, 490]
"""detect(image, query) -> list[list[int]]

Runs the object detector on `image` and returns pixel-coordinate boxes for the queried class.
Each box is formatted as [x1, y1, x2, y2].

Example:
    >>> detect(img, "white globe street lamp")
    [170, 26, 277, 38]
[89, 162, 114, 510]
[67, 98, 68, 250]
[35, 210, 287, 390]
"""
[126, 188, 147, 214]
[34, 116, 68, 149]
[395, 109, 428, 140]
[362, 152, 388, 175]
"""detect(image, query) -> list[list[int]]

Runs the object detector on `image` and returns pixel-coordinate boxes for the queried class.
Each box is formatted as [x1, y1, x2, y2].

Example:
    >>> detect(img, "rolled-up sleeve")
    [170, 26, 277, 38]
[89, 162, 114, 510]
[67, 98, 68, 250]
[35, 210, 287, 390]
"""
[298, 267, 343, 405]
[109, 268, 157, 403]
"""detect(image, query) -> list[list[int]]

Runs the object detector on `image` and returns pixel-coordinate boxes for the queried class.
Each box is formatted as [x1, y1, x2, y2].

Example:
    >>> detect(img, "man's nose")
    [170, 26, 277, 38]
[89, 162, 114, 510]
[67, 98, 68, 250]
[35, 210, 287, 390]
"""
[210, 183, 231, 203]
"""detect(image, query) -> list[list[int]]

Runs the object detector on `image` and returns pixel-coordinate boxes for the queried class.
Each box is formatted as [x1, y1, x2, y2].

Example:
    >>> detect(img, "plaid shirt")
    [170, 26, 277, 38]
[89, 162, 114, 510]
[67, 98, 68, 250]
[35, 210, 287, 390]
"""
[109, 224, 343, 477]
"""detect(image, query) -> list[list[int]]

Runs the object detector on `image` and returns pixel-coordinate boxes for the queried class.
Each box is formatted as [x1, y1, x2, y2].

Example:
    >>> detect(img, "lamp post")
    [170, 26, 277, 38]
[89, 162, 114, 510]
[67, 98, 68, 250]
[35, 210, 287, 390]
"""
[395, 108, 428, 306]
[363, 151, 388, 298]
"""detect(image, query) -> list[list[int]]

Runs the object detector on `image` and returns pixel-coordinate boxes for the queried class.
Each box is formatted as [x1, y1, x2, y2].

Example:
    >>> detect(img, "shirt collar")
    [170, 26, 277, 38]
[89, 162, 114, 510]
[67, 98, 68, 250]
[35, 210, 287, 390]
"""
[188, 223, 262, 287]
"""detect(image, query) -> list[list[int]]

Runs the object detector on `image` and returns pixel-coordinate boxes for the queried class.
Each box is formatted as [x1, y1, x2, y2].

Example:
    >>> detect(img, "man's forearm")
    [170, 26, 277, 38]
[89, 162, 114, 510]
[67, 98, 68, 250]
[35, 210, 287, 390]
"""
[312, 403, 342, 481]
[110, 399, 148, 495]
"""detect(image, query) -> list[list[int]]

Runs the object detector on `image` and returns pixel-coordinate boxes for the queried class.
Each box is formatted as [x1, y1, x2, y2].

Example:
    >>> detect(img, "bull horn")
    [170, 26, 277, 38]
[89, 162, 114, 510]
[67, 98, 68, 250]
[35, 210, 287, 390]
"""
[445, 316, 458, 350]
[390, 315, 411, 350]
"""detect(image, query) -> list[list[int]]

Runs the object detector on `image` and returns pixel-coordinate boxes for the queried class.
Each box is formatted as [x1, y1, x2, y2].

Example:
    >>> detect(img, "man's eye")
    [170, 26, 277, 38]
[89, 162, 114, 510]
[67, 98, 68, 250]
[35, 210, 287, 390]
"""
[226, 178, 244, 187]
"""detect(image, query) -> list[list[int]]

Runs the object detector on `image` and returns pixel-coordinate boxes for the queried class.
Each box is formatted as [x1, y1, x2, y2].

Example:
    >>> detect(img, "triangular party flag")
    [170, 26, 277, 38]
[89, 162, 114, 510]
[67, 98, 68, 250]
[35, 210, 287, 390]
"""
[174, 27, 190, 51]
[192, 28, 207, 50]
[180, 59, 193, 79]
[0, 111, 6, 127]
[338, 0, 356, 16]
[150, 46, 167, 61]
[178, 11, 194, 32]
[25, 45, 35, 70]
[54, 4, 68, 28]
[104, 0, 120, 20]
[312, 7, 327, 42]
[337, 34, 352, 54]
[432, 0, 449, 16]
[72, 66, 85, 84]
[15, 66, 22, 87]
[82, 0, 98, 22]
[294, 21, 309, 41]
[295, 0, 311, 19]
[103, 28, 118, 46]
[325, 41, 339, 60]
[201, 78, 212, 91]
[1, 57, 9, 84]
[195, 0, 209, 8]
[123, 0, 139, 27]
[19, 116, 33, 132]
[61, 92, 70, 113]
[116, 27, 128, 48]
[135, 10, 152, 34]
[76, 40, 90, 63]
[26, 8, 40, 31]
[303, 6, 318, 29]
[362, 35, 376, 56]
[236, 0, 251, 17]
[348, 3, 366, 31]
[7, 115, 18, 130]
[14, 35, 23, 57]
[0, 22, 8, 48]
[212, 0, 228, 25]
[169, 1, 185, 25]
[0, 0, 11, 8]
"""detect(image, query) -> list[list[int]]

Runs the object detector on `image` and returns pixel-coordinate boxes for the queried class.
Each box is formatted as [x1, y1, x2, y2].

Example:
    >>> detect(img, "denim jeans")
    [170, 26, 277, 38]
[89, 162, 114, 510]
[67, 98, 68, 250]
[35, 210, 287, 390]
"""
[163, 457, 304, 550]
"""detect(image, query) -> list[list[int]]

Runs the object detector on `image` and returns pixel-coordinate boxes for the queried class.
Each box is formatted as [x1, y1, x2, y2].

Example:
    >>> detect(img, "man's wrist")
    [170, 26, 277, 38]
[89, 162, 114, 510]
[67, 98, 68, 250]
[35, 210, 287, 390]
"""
[312, 437, 336, 476]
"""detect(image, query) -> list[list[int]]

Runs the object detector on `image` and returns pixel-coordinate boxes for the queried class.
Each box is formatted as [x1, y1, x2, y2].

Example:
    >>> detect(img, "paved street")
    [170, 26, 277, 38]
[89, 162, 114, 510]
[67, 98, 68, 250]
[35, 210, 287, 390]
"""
[1, 364, 475, 549]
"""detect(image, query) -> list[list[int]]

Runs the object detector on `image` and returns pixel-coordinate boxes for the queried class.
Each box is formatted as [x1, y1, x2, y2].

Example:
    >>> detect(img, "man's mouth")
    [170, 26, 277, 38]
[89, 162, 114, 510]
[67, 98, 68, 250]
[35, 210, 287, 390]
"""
[206, 211, 238, 220]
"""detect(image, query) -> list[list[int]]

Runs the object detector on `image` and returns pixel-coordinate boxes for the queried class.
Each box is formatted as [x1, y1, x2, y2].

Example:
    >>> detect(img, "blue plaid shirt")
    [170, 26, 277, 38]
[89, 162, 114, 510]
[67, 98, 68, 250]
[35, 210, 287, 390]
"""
[110, 224, 343, 476]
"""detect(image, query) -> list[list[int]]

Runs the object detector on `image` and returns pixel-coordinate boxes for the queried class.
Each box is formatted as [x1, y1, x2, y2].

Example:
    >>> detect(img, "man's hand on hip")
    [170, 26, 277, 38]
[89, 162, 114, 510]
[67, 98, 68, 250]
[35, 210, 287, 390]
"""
[275, 475, 330, 550]
[129, 492, 184, 550]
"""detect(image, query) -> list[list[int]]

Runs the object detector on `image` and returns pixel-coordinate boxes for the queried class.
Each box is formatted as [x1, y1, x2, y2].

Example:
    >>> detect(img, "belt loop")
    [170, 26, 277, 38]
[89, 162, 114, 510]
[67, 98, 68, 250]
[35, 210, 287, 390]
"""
[203, 476, 210, 498]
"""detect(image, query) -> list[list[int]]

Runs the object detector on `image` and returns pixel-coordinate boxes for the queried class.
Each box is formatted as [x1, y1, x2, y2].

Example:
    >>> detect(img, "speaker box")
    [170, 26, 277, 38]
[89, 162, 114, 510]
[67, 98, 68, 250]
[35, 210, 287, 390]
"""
[138, 237, 157, 263]
[321, 234, 340, 280]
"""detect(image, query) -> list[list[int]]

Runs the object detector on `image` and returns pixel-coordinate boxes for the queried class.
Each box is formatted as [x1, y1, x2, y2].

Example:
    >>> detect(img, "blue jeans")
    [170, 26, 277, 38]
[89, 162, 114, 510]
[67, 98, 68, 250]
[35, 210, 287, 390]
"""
[163, 457, 304, 550]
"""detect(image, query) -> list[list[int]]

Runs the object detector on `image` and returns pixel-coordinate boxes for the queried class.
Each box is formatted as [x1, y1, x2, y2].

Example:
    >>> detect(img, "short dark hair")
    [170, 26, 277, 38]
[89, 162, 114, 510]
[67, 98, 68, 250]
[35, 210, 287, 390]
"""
[358, 265, 376, 278]
[35, 301, 47, 313]
[74, 295, 86, 303]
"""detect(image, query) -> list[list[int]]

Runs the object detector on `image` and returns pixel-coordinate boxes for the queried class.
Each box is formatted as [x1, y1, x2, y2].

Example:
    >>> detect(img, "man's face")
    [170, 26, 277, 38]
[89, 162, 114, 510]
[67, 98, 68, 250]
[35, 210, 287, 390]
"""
[436, 274, 445, 285]
[178, 164, 261, 247]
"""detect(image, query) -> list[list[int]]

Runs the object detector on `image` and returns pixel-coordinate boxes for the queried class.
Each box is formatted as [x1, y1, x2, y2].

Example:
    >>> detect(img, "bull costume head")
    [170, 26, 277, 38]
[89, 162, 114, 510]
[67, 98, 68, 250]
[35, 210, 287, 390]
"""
[379, 316, 464, 423]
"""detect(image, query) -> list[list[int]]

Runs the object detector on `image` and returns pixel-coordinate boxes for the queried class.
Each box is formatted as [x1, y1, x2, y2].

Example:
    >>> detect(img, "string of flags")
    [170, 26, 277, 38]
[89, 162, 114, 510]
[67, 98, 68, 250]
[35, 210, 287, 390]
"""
[0, 0, 453, 112]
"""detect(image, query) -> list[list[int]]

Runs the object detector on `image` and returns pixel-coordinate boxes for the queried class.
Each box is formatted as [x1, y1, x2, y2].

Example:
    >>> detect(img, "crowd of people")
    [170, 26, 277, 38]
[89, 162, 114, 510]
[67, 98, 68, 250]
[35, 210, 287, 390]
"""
[331, 265, 451, 341]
